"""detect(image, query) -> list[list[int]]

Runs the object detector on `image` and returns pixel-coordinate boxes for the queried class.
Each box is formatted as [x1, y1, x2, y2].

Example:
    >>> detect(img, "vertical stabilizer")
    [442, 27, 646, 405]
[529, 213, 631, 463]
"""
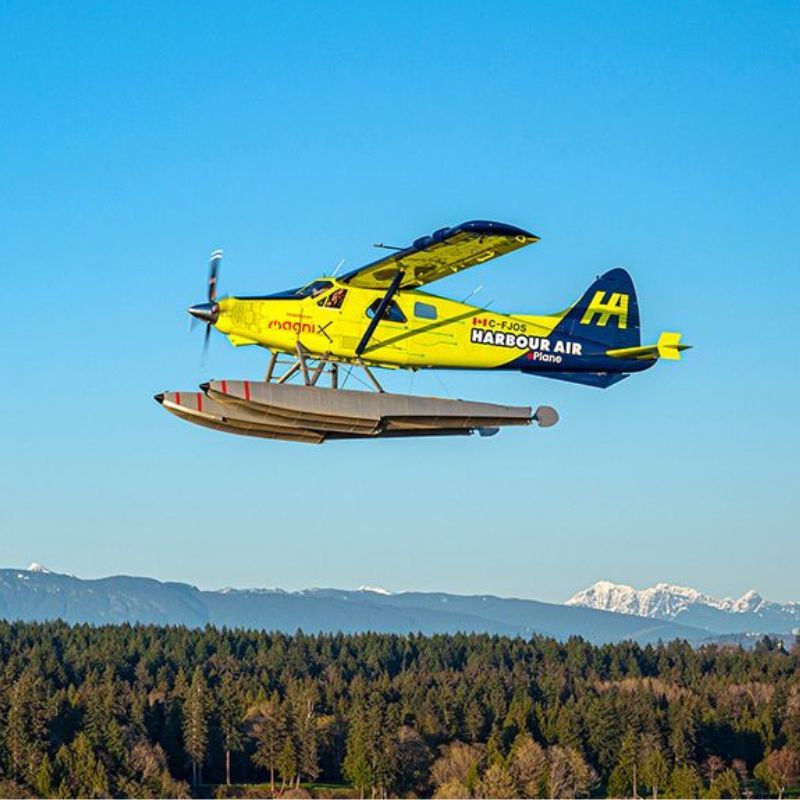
[552, 268, 640, 349]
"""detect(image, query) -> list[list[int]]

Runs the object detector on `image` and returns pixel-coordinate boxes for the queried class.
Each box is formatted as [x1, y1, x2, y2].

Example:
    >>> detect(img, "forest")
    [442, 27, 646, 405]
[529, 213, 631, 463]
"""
[0, 621, 798, 799]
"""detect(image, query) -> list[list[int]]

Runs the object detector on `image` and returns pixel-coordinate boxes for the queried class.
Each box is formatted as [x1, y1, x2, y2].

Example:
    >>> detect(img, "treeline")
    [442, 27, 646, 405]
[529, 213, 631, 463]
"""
[0, 622, 798, 798]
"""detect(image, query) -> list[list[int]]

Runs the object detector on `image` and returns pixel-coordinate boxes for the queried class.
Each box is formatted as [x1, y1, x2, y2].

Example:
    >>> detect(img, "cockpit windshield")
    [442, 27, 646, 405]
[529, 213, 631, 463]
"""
[261, 280, 333, 300]
[295, 280, 333, 298]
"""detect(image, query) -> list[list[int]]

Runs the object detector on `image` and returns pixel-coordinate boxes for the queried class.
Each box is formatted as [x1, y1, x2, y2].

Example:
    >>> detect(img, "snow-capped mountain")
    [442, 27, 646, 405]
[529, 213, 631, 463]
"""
[567, 581, 800, 634]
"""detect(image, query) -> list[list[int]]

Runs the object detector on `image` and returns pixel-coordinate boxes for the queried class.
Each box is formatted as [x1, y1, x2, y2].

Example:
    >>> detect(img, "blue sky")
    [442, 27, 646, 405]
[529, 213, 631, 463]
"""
[2, 1, 798, 603]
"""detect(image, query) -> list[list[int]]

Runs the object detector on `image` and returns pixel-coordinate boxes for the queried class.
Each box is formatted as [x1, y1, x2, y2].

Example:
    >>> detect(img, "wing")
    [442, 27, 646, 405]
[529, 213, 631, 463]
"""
[339, 220, 539, 290]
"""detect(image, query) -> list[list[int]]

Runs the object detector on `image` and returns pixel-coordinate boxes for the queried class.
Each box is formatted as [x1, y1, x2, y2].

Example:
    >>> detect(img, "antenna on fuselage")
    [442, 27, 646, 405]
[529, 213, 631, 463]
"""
[331, 258, 346, 278]
[461, 285, 483, 303]
[373, 243, 404, 251]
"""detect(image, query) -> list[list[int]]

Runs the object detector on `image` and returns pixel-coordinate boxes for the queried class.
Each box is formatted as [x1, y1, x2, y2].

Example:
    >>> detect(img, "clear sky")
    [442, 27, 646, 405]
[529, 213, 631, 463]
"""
[2, 1, 799, 603]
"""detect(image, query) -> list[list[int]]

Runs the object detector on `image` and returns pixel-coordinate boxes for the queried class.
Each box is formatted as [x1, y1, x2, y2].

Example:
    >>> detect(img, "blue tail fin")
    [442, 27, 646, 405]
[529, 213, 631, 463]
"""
[552, 267, 641, 349]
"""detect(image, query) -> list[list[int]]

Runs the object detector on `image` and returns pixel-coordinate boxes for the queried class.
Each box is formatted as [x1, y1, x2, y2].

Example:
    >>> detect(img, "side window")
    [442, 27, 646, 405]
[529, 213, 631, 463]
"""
[318, 288, 348, 309]
[414, 301, 437, 320]
[366, 299, 406, 323]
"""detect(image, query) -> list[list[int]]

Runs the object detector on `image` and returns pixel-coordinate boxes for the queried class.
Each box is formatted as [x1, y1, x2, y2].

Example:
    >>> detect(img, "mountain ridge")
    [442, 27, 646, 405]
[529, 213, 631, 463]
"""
[567, 580, 800, 634]
[3, 566, 797, 643]
[0, 565, 708, 645]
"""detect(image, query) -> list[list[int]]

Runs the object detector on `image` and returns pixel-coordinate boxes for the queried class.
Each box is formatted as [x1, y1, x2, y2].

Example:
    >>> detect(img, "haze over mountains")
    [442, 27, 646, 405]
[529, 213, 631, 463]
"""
[0, 565, 796, 645]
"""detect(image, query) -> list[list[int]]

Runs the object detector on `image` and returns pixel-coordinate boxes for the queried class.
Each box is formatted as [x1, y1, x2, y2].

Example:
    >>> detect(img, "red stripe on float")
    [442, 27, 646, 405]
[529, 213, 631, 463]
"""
[197, 393, 203, 412]
[175, 392, 181, 406]
[221, 380, 227, 394]
[244, 381, 251, 401]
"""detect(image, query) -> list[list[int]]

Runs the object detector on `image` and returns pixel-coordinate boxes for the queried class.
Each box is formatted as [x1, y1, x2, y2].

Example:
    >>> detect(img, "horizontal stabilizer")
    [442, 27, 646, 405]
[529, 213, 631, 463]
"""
[606, 331, 690, 361]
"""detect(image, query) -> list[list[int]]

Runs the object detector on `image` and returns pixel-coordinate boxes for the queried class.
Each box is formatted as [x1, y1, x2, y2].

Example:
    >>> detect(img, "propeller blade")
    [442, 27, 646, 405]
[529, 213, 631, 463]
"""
[190, 249, 223, 364]
[208, 249, 223, 303]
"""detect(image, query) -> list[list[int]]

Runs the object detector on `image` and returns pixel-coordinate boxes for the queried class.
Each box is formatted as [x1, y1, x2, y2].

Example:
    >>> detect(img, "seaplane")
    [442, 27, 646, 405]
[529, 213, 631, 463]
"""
[155, 220, 688, 443]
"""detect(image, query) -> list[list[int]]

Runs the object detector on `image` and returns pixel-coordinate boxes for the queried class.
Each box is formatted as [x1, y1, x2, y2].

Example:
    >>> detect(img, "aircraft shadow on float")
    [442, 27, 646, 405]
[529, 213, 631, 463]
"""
[156, 220, 688, 444]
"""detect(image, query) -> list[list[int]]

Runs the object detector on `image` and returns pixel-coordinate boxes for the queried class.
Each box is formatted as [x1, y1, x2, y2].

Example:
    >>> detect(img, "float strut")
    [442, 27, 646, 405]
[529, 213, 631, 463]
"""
[357, 359, 385, 393]
[277, 361, 301, 385]
[310, 355, 329, 387]
[296, 343, 311, 386]
[265, 351, 278, 383]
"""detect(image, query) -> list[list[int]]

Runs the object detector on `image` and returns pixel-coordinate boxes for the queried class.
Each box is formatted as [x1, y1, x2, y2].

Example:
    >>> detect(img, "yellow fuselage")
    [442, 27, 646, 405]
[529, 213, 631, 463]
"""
[214, 279, 569, 371]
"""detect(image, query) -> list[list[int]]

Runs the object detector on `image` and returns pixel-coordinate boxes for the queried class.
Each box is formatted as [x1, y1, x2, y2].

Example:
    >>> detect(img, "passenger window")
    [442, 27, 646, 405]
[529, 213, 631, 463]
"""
[414, 301, 437, 320]
[366, 299, 406, 323]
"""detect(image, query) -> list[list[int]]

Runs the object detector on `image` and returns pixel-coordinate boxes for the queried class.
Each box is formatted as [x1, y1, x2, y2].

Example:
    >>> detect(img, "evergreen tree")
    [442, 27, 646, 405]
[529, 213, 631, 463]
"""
[182, 666, 208, 785]
[55, 733, 109, 798]
[608, 729, 640, 798]
[669, 702, 698, 766]
[343, 704, 374, 798]
[485, 726, 505, 767]
[669, 764, 703, 798]
[464, 698, 486, 742]
[250, 695, 286, 792]
[585, 697, 622, 774]
[640, 746, 669, 799]
[375, 719, 400, 797]
[276, 734, 298, 789]
[295, 686, 320, 787]
[219, 672, 245, 785]
[32, 752, 53, 798]
[5, 671, 47, 784]
[709, 767, 741, 799]
[84, 673, 110, 750]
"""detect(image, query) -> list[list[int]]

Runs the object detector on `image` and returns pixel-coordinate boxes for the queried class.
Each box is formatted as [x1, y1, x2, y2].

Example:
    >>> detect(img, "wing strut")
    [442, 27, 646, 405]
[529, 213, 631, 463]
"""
[355, 270, 404, 356]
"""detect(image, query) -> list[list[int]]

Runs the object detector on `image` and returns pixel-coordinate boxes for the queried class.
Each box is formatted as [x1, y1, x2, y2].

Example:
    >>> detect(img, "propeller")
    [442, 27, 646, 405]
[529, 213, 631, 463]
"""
[208, 248, 222, 303]
[188, 249, 223, 360]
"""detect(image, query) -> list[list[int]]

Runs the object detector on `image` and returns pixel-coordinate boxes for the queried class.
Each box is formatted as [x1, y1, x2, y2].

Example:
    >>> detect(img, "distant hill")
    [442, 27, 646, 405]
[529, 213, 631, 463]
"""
[0, 565, 708, 645]
[567, 580, 800, 635]
[3, 566, 794, 644]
